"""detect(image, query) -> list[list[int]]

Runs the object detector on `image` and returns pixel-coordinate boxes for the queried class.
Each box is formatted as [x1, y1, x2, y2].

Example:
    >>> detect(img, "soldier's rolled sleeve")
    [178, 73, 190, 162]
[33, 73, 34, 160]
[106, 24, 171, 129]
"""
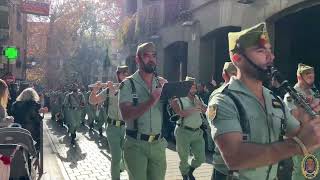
[119, 81, 133, 104]
[208, 94, 242, 139]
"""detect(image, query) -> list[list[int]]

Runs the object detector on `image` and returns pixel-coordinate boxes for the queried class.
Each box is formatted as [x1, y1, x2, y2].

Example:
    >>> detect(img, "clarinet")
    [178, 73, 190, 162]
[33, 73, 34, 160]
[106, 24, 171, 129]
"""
[153, 66, 161, 88]
[270, 67, 318, 117]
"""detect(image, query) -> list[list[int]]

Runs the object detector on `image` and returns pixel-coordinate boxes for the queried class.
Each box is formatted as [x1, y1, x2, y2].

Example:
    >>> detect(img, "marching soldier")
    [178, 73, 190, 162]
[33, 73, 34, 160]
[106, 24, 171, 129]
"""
[119, 42, 168, 180]
[207, 22, 320, 180]
[283, 63, 320, 180]
[63, 83, 86, 145]
[89, 65, 129, 180]
[171, 76, 206, 180]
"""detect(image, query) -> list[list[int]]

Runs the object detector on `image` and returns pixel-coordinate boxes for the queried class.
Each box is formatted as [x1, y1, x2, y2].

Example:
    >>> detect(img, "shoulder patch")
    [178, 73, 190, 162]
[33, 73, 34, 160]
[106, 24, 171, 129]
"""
[207, 104, 217, 121]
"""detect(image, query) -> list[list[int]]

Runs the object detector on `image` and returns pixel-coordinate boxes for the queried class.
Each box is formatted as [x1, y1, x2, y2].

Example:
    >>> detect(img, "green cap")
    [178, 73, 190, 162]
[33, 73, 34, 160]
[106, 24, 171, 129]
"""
[116, 65, 128, 73]
[185, 76, 196, 82]
[228, 23, 269, 56]
[136, 42, 156, 56]
[297, 63, 313, 75]
[223, 62, 237, 74]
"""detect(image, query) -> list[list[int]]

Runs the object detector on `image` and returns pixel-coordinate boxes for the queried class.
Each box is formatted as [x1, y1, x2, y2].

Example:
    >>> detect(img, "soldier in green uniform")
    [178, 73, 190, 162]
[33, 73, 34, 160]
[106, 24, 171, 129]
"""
[119, 42, 168, 180]
[95, 100, 107, 137]
[283, 63, 320, 180]
[207, 22, 320, 180]
[63, 83, 86, 145]
[170, 76, 207, 180]
[89, 65, 129, 180]
[222, 61, 237, 84]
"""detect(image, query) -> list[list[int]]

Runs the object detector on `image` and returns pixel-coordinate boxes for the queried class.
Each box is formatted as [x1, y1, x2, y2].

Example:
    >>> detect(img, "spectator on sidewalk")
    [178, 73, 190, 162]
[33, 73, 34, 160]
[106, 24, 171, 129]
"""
[0, 79, 14, 127]
[11, 88, 48, 149]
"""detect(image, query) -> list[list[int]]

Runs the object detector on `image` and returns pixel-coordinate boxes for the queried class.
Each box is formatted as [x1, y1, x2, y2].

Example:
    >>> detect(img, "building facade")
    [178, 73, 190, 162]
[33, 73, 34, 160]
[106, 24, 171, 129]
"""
[120, 0, 320, 84]
[0, 0, 28, 82]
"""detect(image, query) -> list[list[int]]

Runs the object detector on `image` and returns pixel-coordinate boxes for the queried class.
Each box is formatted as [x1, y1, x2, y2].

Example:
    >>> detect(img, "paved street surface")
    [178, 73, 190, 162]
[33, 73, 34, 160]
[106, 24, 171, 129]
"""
[43, 113, 213, 180]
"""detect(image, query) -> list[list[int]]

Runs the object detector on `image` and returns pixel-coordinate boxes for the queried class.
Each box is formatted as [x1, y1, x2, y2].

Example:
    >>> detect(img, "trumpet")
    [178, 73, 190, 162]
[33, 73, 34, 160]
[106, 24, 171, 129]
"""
[270, 67, 318, 117]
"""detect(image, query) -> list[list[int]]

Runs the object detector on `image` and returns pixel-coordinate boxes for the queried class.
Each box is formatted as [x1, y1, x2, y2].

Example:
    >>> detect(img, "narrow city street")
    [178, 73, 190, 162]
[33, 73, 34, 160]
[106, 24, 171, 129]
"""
[42, 113, 213, 180]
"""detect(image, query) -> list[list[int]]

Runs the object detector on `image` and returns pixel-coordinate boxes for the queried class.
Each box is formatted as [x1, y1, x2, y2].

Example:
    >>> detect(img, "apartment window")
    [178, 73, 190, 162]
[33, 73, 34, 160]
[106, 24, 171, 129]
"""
[16, 10, 22, 32]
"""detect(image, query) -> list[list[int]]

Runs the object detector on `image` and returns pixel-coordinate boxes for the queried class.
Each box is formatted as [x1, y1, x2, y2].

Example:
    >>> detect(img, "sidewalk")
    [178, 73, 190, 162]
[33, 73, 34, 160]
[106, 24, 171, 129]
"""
[44, 114, 213, 180]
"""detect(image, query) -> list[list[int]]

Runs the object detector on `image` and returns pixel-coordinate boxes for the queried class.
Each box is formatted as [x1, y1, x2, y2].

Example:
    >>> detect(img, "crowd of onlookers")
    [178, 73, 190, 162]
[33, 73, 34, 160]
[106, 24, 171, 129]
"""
[0, 80, 47, 149]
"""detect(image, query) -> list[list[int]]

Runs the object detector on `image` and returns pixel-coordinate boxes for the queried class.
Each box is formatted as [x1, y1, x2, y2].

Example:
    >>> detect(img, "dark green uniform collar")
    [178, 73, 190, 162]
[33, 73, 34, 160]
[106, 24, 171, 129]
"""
[228, 77, 272, 100]
[130, 70, 158, 92]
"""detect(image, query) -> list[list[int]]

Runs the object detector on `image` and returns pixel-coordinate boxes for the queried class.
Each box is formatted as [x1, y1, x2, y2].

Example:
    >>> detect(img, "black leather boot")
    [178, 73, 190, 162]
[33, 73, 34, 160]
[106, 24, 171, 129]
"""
[71, 133, 76, 145]
[188, 167, 196, 180]
[99, 128, 103, 137]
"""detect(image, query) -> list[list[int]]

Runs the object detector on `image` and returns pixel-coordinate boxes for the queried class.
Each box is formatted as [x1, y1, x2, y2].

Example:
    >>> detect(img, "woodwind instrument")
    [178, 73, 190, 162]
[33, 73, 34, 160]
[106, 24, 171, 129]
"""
[270, 67, 318, 117]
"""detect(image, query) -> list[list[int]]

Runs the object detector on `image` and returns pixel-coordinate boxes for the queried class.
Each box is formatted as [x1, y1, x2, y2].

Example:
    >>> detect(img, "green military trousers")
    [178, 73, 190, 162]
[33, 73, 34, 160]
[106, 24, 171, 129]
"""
[123, 136, 168, 180]
[96, 110, 106, 129]
[175, 126, 205, 176]
[86, 105, 95, 126]
[106, 124, 125, 180]
[65, 109, 81, 134]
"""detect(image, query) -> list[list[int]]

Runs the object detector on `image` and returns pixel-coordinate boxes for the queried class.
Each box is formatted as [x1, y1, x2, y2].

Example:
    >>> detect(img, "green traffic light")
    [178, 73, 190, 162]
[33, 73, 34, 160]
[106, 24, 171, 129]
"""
[3, 47, 19, 63]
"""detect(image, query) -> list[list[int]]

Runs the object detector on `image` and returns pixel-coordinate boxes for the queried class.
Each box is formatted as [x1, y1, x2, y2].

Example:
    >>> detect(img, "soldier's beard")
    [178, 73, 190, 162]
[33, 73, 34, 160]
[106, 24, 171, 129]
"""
[140, 60, 156, 74]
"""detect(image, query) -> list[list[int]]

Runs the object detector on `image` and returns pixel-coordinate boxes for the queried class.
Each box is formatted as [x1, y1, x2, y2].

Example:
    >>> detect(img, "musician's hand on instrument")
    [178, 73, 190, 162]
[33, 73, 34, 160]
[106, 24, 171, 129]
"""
[93, 81, 102, 92]
[292, 106, 313, 125]
[311, 98, 320, 113]
[158, 77, 168, 87]
[150, 87, 162, 105]
[297, 116, 320, 152]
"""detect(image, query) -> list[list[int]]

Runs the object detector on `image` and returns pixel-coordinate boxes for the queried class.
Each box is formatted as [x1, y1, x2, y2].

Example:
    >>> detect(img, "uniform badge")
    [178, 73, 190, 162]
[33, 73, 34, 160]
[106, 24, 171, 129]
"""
[301, 154, 319, 179]
[272, 99, 282, 109]
[207, 105, 217, 121]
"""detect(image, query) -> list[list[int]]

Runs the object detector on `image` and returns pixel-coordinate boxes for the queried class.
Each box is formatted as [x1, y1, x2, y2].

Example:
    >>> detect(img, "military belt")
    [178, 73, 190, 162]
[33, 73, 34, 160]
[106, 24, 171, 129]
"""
[126, 130, 161, 143]
[107, 118, 125, 127]
[177, 124, 200, 131]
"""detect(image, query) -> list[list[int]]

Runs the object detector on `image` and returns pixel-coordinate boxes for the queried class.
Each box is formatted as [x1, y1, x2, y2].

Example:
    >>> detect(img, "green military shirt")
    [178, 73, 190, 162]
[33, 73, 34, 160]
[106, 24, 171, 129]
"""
[177, 95, 204, 129]
[119, 71, 162, 135]
[207, 77, 300, 180]
[99, 87, 123, 121]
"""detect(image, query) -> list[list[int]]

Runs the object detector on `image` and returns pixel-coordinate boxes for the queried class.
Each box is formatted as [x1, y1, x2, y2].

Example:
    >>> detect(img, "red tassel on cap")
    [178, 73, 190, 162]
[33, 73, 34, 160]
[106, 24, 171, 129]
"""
[0, 155, 11, 165]
[232, 54, 240, 62]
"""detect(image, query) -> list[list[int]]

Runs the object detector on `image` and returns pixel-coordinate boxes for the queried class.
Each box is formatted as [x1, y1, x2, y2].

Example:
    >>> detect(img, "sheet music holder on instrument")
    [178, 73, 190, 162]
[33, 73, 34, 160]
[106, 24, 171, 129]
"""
[160, 81, 193, 100]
